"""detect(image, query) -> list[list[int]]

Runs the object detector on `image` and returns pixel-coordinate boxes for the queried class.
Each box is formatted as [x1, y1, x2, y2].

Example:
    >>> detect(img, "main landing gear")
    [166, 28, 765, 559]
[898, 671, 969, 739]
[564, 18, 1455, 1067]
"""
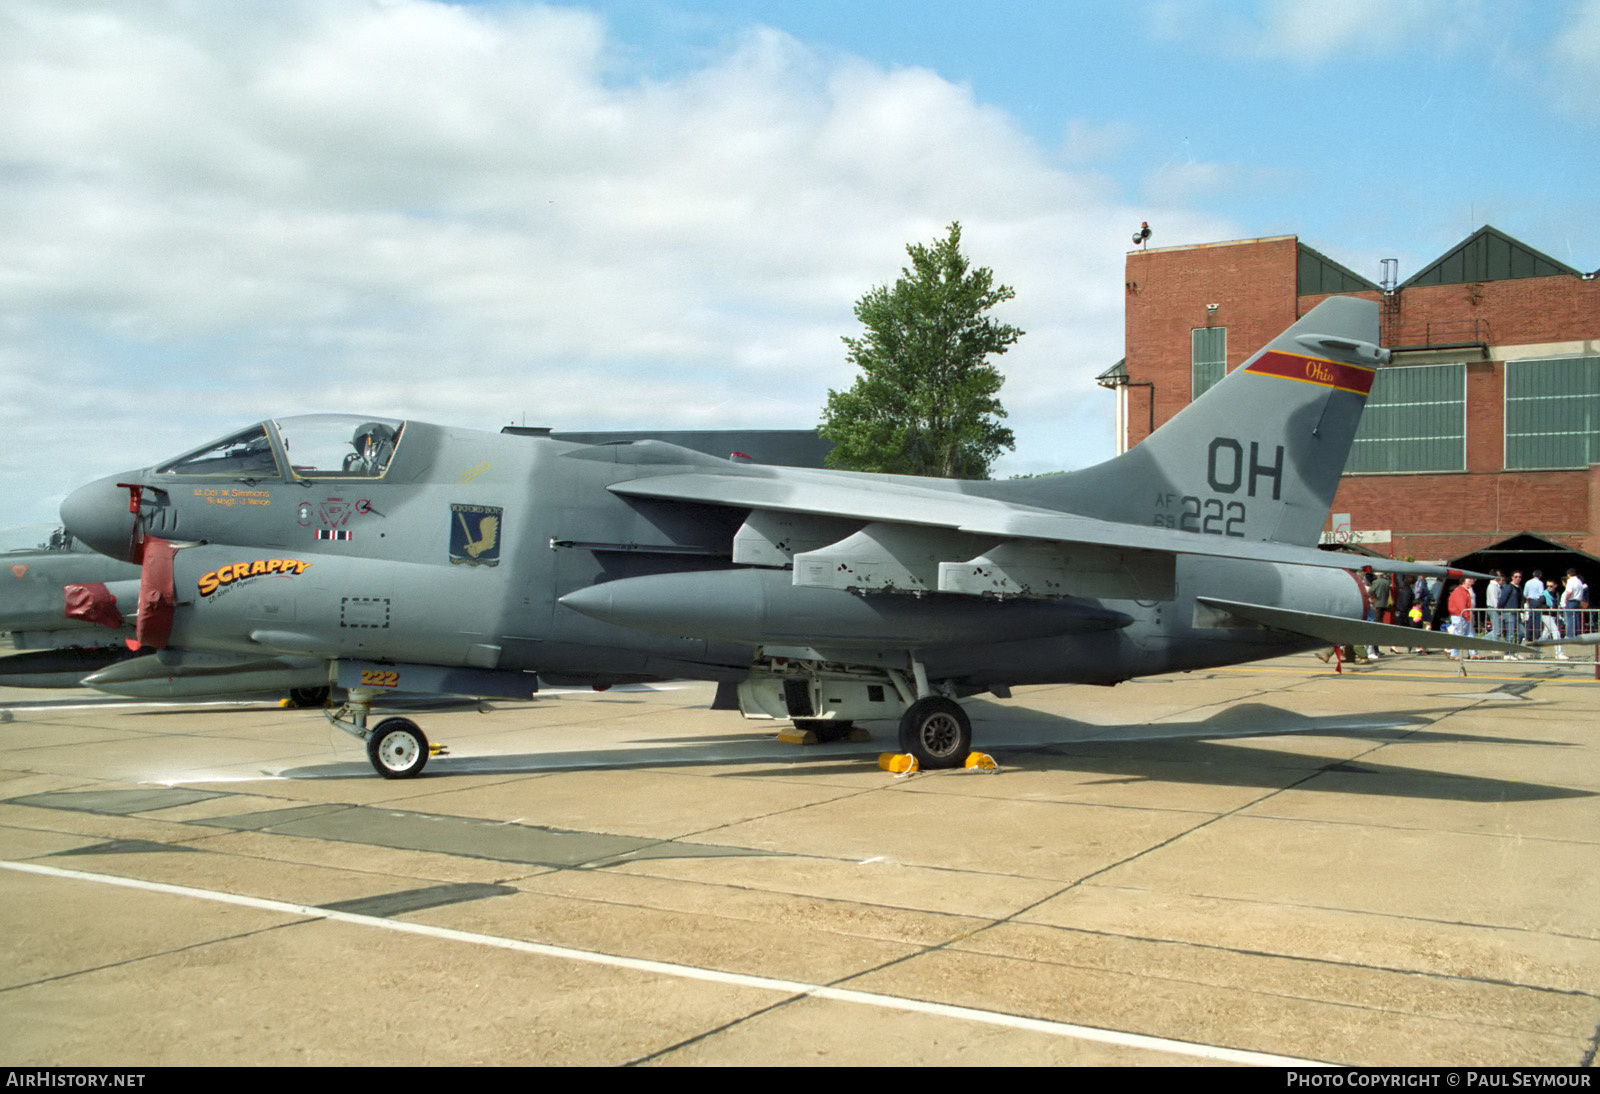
[745, 654, 980, 770]
[792, 719, 855, 743]
[327, 690, 444, 779]
[897, 697, 972, 769]
[287, 685, 331, 709]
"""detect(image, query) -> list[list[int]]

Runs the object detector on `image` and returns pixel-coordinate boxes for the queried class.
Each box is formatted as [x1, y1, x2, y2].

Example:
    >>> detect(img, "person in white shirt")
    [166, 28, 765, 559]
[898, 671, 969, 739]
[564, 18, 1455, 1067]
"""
[1558, 569, 1586, 659]
[1524, 571, 1546, 643]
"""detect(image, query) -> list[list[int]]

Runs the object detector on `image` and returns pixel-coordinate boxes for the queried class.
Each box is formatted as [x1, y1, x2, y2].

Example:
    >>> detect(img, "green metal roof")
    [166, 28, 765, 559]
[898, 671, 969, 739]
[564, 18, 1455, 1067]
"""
[1297, 244, 1378, 295]
[1401, 225, 1579, 288]
[1095, 358, 1127, 385]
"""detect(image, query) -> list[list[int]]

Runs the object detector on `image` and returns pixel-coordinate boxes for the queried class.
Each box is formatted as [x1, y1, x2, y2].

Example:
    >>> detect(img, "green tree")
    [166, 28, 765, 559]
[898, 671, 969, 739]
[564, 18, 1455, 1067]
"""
[820, 222, 1021, 479]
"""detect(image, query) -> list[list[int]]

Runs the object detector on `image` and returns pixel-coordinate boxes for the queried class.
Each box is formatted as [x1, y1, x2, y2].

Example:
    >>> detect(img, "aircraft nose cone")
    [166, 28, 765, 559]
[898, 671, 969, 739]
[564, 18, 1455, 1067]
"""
[60, 475, 138, 561]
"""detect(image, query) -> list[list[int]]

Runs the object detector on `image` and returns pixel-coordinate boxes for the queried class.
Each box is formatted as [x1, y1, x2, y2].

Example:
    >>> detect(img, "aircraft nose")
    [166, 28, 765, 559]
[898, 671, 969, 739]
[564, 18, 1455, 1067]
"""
[60, 475, 139, 561]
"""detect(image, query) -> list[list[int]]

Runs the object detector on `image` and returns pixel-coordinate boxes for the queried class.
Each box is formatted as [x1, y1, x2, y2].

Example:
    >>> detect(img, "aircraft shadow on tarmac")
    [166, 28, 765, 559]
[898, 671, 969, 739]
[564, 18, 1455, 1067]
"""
[277, 698, 1590, 805]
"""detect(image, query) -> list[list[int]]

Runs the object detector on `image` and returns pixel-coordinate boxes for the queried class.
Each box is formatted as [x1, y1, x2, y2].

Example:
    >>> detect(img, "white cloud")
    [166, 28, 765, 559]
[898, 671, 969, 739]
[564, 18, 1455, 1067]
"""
[1059, 118, 1140, 166]
[1255, 0, 1430, 60]
[1138, 0, 1597, 166]
[1548, 0, 1600, 120]
[1146, 0, 1487, 64]
[1143, 160, 1238, 206]
[0, 0, 1216, 522]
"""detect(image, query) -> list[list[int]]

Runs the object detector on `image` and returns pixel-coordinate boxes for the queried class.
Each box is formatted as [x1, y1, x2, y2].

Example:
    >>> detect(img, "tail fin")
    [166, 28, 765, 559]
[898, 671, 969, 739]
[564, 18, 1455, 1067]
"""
[990, 296, 1387, 546]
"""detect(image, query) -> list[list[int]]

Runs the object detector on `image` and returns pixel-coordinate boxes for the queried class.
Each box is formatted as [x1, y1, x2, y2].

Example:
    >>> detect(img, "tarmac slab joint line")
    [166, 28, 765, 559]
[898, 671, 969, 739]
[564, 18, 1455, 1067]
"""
[0, 857, 1326, 1068]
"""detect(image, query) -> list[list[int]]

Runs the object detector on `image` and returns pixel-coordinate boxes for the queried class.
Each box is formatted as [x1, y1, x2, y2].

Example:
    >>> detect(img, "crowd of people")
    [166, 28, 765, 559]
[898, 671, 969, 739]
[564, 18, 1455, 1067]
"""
[1358, 565, 1591, 661]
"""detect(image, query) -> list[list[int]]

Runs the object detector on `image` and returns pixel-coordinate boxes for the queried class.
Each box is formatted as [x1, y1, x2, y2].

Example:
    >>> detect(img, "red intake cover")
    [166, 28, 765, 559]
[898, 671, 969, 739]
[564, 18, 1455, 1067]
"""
[63, 582, 125, 629]
[135, 538, 177, 649]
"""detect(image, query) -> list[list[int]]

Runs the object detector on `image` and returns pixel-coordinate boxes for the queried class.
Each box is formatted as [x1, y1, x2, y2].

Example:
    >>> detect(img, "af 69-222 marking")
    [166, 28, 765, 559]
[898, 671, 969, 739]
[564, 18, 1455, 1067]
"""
[1153, 494, 1246, 536]
[1151, 436, 1286, 536]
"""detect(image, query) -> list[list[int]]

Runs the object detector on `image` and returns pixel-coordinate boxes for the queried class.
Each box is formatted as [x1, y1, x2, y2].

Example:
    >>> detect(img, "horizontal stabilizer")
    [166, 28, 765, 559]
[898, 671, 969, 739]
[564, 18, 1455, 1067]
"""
[1530, 632, 1600, 647]
[1196, 597, 1531, 657]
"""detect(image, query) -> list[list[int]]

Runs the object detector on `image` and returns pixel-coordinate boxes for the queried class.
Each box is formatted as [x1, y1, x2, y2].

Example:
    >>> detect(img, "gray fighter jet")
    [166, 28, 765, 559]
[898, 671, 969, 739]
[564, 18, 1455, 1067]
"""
[0, 525, 143, 686]
[59, 297, 1514, 778]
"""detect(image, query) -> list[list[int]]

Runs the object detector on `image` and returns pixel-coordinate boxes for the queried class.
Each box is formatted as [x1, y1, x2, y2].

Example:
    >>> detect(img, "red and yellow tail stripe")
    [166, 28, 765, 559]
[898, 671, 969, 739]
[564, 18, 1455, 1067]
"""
[1244, 351, 1376, 396]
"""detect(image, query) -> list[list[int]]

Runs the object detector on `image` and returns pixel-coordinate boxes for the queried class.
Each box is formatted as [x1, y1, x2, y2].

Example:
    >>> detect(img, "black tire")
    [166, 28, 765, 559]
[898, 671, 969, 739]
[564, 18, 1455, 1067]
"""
[287, 686, 330, 708]
[794, 719, 853, 743]
[366, 717, 429, 779]
[897, 698, 971, 769]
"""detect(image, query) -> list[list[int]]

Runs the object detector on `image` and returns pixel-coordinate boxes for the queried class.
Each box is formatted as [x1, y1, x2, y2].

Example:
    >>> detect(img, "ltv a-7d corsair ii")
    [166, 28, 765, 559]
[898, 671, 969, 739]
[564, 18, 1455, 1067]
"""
[59, 297, 1506, 778]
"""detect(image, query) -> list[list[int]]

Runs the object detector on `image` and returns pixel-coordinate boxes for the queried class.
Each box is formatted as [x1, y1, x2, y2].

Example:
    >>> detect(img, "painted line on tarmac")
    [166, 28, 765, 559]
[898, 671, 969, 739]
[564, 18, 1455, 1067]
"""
[1, 858, 1324, 1067]
[1213, 665, 1593, 684]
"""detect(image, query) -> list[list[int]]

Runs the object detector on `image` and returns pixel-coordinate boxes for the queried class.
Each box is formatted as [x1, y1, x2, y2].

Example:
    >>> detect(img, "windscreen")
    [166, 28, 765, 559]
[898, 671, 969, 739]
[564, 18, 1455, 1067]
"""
[157, 424, 281, 477]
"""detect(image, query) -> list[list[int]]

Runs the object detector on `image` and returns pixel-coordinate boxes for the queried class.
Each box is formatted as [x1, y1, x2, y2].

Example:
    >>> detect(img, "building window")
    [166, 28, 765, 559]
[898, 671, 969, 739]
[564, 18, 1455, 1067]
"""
[1192, 327, 1226, 398]
[1505, 357, 1600, 470]
[1347, 362, 1466, 473]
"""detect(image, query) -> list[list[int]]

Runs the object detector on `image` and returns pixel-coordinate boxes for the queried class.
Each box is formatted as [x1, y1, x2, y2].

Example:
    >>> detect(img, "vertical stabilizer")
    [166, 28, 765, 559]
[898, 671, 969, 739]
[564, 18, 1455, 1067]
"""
[991, 296, 1387, 546]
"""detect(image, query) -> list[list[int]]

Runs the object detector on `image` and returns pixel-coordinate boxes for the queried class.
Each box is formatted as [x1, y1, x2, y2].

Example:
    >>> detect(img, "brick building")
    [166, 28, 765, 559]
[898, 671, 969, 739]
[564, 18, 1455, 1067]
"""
[1105, 227, 1600, 571]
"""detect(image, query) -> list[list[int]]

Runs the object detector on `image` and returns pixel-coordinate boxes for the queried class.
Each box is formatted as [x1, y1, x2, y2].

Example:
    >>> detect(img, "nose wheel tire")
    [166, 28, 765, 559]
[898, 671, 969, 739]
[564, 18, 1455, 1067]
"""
[897, 697, 971, 769]
[367, 717, 429, 779]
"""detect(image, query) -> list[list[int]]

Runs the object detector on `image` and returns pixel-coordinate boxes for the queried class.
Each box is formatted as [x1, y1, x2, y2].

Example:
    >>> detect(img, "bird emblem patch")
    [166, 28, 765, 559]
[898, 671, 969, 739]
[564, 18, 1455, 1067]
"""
[449, 504, 502, 566]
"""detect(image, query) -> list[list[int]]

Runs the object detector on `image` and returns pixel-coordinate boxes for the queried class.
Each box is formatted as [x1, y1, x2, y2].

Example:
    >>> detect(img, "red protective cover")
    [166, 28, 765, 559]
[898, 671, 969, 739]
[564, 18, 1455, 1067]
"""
[63, 582, 125, 628]
[135, 538, 177, 649]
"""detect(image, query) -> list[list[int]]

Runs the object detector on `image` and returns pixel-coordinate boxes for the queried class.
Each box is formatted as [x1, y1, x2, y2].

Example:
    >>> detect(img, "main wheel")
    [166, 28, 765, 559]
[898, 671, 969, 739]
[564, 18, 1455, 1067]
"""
[367, 717, 429, 779]
[288, 686, 330, 708]
[794, 719, 854, 743]
[897, 697, 971, 769]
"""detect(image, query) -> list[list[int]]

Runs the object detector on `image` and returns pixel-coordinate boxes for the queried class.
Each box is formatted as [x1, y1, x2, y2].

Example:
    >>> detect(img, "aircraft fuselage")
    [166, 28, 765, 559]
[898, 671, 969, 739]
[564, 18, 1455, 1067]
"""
[62, 417, 1359, 699]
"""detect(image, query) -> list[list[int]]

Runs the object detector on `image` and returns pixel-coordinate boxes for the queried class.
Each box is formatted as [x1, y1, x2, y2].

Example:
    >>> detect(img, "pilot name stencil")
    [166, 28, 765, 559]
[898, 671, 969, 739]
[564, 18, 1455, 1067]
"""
[449, 504, 502, 566]
[193, 487, 271, 508]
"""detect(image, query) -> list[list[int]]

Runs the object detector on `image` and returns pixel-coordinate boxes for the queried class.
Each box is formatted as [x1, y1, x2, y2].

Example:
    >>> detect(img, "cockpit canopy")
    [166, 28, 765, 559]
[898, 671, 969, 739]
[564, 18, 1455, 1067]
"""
[156, 415, 405, 480]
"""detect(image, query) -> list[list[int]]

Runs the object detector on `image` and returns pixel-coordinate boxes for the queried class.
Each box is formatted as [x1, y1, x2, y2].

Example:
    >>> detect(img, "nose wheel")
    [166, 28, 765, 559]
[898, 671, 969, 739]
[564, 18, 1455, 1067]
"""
[327, 689, 446, 778]
[366, 717, 430, 779]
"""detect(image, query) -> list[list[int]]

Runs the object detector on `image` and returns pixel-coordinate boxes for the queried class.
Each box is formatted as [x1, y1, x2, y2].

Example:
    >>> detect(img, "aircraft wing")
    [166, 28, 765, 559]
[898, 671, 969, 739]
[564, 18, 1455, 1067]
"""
[609, 472, 1479, 600]
[1195, 597, 1530, 657]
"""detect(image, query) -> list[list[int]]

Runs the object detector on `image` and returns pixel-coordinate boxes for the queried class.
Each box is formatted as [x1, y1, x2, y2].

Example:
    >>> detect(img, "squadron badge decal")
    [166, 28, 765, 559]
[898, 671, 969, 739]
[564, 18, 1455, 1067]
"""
[450, 504, 502, 566]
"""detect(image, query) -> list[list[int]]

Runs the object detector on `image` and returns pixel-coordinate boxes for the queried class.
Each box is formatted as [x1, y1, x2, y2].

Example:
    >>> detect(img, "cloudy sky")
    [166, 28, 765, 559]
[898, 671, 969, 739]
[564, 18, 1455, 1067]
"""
[3, 0, 1596, 526]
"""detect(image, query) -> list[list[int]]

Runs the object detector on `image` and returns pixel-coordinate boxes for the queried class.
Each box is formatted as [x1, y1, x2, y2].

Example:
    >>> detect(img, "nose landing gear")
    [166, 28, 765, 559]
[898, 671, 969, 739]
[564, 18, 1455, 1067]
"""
[367, 716, 430, 779]
[327, 690, 445, 778]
